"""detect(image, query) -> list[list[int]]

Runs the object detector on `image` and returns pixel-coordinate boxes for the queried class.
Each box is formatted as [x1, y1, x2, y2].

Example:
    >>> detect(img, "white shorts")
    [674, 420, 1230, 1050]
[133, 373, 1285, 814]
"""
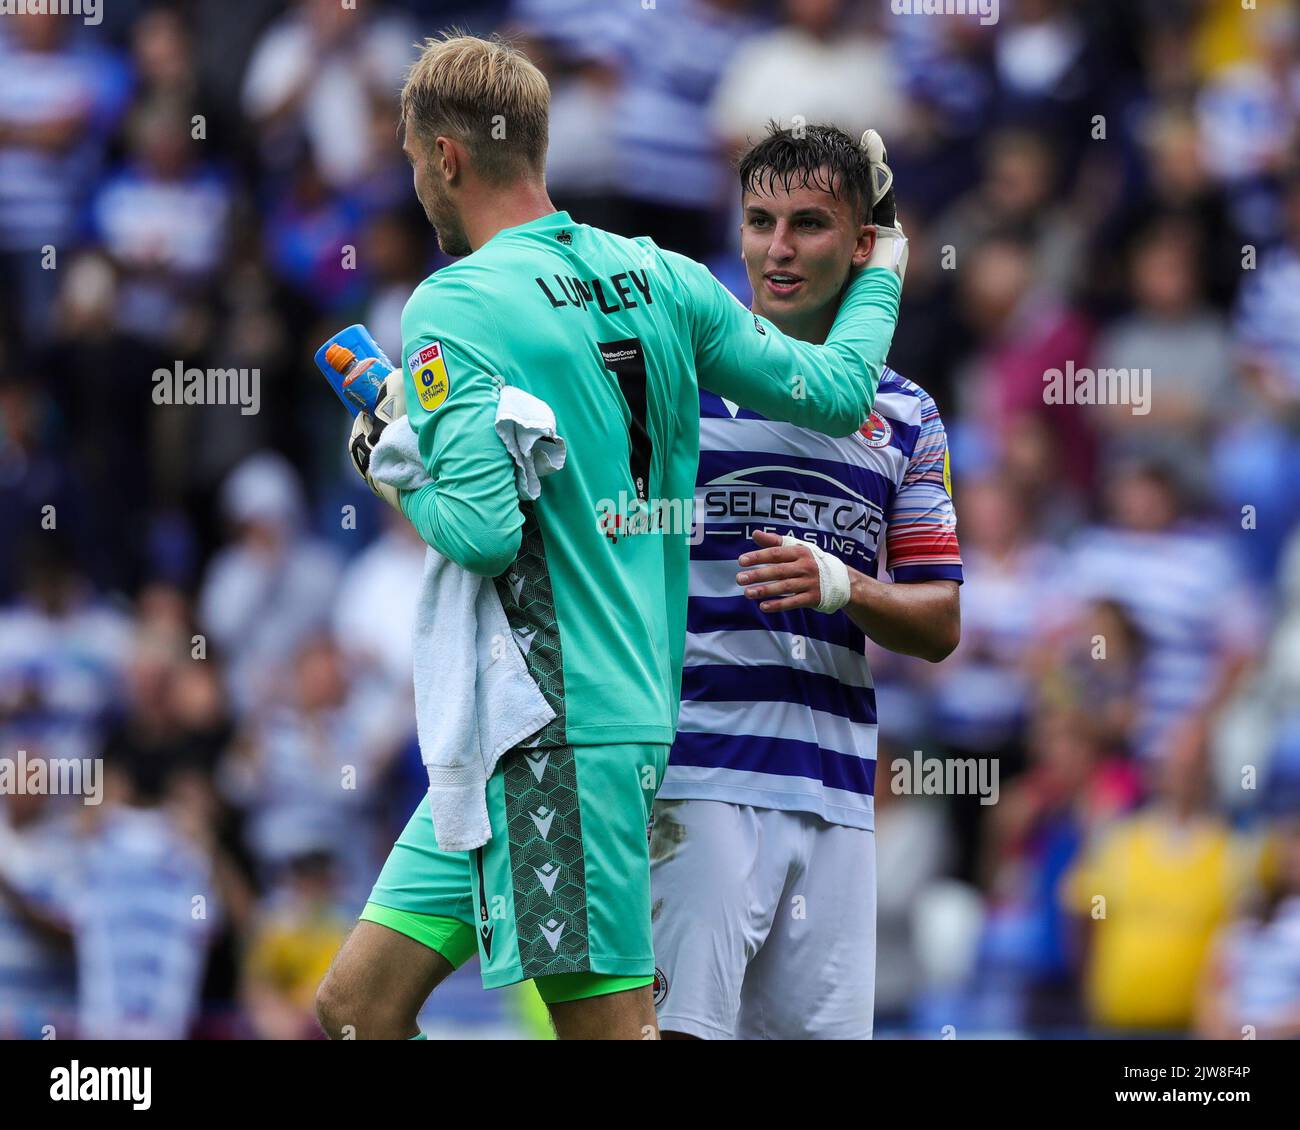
[649, 798, 876, 1039]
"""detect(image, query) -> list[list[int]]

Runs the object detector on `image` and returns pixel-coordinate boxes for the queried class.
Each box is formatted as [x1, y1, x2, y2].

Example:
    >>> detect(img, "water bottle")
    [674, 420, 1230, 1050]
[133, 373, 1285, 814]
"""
[314, 325, 396, 417]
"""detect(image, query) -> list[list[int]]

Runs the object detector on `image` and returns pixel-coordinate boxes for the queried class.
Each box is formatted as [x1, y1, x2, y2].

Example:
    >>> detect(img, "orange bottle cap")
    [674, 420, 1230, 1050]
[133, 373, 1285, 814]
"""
[325, 343, 356, 373]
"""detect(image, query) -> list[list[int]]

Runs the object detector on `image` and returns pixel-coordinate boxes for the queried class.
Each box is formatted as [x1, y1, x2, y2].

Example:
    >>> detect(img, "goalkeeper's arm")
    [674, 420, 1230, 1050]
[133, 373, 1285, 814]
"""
[399, 290, 524, 576]
[349, 279, 524, 577]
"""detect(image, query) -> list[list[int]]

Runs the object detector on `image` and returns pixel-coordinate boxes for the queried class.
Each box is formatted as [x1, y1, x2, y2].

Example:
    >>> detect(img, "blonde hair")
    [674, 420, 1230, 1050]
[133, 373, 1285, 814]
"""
[400, 33, 550, 184]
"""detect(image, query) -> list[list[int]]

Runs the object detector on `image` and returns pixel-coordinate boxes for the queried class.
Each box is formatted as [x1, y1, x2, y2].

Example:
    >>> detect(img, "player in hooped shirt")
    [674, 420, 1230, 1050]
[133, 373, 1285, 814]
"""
[651, 125, 964, 1039]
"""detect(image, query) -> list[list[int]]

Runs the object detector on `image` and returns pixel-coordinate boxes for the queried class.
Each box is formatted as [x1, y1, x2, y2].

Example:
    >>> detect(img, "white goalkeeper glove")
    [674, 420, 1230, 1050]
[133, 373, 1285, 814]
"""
[347, 369, 405, 511]
[859, 128, 908, 285]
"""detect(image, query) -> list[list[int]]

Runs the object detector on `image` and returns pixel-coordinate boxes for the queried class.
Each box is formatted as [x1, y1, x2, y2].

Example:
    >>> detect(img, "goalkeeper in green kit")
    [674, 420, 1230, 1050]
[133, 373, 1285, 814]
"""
[314, 32, 906, 1041]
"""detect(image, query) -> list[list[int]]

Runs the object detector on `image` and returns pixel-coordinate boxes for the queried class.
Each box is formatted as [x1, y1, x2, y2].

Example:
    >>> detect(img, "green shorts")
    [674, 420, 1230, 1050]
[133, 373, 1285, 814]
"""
[364, 741, 667, 997]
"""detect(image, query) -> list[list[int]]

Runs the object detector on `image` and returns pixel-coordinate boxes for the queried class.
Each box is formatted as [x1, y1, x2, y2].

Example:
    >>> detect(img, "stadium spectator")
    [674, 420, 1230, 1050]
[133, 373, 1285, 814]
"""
[240, 0, 415, 191]
[1061, 734, 1264, 1033]
[936, 130, 1085, 301]
[0, 779, 80, 1039]
[1038, 598, 1144, 759]
[100, 584, 234, 799]
[950, 231, 1096, 494]
[0, 538, 132, 764]
[873, 761, 951, 1028]
[887, 3, 995, 143]
[605, 0, 762, 259]
[262, 153, 369, 314]
[0, 12, 130, 349]
[72, 759, 219, 1040]
[1233, 166, 1300, 398]
[239, 850, 349, 1040]
[1090, 217, 1234, 482]
[1195, 817, 1300, 1040]
[331, 511, 425, 696]
[710, 0, 905, 155]
[990, 0, 1101, 156]
[980, 704, 1139, 1027]
[1060, 460, 1262, 763]
[507, 0, 626, 233]
[0, 385, 97, 600]
[90, 96, 233, 347]
[1215, 165, 1300, 581]
[131, 7, 199, 105]
[1208, 527, 1300, 818]
[923, 474, 1062, 881]
[358, 207, 437, 364]
[197, 452, 342, 717]
[1195, 4, 1300, 214]
[1116, 107, 1244, 312]
[219, 634, 406, 911]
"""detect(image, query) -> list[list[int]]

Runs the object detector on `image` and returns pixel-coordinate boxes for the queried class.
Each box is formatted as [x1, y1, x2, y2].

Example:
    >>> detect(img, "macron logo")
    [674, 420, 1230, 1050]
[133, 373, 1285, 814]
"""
[541, 918, 566, 952]
[50, 1062, 151, 1110]
[534, 861, 561, 895]
[530, 805, 556, 840]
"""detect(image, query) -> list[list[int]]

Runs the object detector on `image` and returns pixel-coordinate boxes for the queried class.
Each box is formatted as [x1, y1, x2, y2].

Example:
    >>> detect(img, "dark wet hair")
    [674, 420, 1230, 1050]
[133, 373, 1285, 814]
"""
[737, 122, 874, 222]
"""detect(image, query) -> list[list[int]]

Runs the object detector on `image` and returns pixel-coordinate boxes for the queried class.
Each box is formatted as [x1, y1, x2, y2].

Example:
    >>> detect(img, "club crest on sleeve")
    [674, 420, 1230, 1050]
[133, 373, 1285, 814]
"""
[652, 967, 668, 1006]
[408, 341, 450, 412]
[858, 410, 892, 449]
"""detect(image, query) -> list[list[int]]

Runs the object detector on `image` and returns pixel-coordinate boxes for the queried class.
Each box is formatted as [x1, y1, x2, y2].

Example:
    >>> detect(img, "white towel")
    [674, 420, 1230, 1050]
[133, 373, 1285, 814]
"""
[370, 386, 567, 851]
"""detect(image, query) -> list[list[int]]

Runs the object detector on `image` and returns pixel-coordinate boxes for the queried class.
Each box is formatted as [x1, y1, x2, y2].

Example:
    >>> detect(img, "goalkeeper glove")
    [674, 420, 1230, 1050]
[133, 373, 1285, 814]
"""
[860, 128, 909, 284]
[348, 369, 405, 511]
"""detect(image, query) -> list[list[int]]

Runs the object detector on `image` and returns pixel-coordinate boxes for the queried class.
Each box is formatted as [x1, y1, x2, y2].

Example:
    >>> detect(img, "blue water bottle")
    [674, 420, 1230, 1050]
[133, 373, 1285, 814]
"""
[314, 325, 396, 417]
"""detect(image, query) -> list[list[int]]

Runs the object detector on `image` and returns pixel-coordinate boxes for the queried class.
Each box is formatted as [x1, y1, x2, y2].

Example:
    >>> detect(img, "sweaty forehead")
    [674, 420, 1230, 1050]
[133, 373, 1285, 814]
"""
[743, 168, 851, 217]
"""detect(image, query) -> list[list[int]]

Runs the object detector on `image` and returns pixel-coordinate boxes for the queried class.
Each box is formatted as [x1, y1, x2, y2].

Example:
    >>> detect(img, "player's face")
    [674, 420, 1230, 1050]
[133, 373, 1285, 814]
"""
[403, 116, 472, 257]
[741, 171, 873, 335]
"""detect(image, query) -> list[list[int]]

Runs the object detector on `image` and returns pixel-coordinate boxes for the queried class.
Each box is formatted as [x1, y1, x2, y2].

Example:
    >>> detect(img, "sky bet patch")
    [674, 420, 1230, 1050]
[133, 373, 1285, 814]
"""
[408, 341, 450, 412]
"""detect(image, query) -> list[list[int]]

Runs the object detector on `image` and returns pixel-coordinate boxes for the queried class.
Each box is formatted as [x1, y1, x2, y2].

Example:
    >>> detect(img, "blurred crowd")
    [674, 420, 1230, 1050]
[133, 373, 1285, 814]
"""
[1, 0, 1299, 1039]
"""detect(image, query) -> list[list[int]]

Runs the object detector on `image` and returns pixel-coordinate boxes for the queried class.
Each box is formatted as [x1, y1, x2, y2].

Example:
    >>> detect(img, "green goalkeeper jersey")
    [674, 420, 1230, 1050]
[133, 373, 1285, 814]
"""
[397, 209, 900, 748]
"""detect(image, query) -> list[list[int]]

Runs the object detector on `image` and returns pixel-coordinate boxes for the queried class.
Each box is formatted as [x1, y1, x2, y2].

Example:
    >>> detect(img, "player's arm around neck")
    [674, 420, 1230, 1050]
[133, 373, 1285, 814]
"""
[674, 252, 902, 437]
[819, 262, 904, 405]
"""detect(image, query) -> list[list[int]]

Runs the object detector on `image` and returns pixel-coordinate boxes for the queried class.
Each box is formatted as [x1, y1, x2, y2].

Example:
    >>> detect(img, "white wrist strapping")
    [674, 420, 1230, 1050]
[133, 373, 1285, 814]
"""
[781, 535, 851, 614]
